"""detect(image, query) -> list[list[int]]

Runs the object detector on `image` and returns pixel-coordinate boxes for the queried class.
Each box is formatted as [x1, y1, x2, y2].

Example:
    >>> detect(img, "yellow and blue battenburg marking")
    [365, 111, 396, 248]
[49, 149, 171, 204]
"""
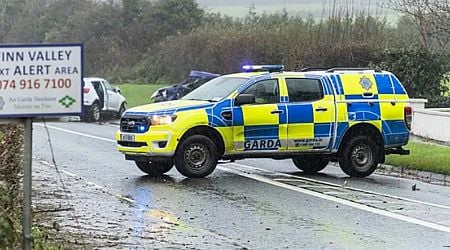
[118, 68, 410, 156]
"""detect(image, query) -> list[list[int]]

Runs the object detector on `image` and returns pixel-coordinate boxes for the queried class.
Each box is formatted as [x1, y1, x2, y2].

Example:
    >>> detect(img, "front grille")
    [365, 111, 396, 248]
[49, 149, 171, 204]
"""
[120, 116, 150, 133]
[118, 141, 147, 147]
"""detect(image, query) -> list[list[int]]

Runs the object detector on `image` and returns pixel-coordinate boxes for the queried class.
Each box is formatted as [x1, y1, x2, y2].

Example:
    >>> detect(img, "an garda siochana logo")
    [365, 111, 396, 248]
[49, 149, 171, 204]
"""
[0, 97, 4, 110]
[59, 95, 76, 108]
[244, 139, 281, 150]
[359, 76, 373, 90]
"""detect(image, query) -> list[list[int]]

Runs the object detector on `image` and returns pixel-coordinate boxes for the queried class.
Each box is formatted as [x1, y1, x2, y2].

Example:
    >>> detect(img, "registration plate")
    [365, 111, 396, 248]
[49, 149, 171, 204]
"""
[121, 134, 135, 142]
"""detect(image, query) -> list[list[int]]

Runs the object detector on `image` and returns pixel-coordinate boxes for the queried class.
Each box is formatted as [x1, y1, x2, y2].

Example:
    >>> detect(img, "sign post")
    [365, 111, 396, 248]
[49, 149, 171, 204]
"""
[0, 44, 83, 249]
[22, 118, 32, 250]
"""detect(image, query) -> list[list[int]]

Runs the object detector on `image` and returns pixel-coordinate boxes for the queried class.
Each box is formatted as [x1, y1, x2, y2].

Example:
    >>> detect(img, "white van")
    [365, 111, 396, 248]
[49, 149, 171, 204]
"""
[82, 77, 127, 122]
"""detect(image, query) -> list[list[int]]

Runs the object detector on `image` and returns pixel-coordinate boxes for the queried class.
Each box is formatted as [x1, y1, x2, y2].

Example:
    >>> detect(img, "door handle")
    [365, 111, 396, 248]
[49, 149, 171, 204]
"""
[271, 110, 284, 114]
[315, 107, 328, 112]
[221, 111, 232, 120]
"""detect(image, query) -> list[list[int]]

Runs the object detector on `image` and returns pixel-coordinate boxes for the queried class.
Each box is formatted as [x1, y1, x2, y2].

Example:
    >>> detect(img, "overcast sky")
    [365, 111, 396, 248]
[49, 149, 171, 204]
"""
[196, 0, 391, 19]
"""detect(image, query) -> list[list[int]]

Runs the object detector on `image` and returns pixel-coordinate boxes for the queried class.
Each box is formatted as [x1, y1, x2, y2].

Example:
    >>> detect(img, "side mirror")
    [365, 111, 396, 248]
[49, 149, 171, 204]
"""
[114, 86, 121, 94]
[235, 94, 255, 106]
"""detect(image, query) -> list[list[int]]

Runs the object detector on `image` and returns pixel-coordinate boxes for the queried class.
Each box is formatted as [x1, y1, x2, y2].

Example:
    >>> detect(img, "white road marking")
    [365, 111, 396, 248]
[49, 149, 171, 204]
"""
[34, 123, 116, 143]
[232, 163, 450, 210]
[218, 165, 450, 234]
[35, 124, 450, 233]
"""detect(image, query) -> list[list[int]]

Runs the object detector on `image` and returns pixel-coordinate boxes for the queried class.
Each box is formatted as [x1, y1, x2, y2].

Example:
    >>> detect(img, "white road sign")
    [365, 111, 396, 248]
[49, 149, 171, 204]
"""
[0, 44, 83, 117]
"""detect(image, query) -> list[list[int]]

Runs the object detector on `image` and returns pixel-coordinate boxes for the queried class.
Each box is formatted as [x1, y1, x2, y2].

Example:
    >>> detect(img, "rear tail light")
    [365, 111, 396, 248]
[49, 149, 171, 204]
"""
[404, 106, 412, 130]
[83, 87, 90, 94]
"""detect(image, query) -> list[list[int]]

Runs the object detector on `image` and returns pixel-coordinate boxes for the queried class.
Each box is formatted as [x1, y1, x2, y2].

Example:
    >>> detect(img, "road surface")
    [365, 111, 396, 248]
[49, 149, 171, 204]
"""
[31, 120, 450, 249]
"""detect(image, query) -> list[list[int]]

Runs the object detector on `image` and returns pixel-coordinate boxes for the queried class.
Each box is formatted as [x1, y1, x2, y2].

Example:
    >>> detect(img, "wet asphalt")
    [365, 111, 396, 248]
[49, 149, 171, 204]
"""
[31, 121, 450, 249]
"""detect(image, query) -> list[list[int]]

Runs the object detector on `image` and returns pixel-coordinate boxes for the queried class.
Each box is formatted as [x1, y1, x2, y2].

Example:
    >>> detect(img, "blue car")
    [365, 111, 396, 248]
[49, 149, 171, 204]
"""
[150, 71, 219, 103]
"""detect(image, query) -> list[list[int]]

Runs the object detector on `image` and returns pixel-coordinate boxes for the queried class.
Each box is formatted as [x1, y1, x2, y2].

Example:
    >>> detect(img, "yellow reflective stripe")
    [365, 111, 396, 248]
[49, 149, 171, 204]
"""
[312, 96, 335, 123]
[336, 103, 348, 122]
[242, 104, 279, 125]
[395, 94, 409, 101]
[287, 123, 314, 139]
[279, 124, 288, 141]
[216, 127, 234, 151]
[277, 77, 288, 97]
[233, 125, 245, 143]
[340, 73, 379, 95]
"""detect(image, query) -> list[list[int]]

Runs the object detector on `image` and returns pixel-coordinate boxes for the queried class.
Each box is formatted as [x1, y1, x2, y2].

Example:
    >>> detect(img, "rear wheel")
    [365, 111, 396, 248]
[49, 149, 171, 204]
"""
[292, 156, 329, 174]
[339, 135, 380, 177]
[88, 103, 101, 122]
[175, 135, 218, 178]
[135, 160, 173, 177]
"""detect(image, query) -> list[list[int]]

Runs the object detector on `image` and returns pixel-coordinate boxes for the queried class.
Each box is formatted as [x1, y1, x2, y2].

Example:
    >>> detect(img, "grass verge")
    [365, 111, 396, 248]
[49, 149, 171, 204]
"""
[386, 141, 450, 175]
[116, 83, 167, 108]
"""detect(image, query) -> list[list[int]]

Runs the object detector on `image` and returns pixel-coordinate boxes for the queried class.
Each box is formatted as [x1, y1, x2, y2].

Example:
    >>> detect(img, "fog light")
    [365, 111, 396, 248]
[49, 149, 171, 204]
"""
[158, 141, 168, 148]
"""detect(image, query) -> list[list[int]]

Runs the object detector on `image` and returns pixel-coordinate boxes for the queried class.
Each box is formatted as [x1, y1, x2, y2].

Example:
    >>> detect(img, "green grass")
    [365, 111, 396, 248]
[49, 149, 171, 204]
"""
[386, 141, 450, 175]
[116, 83, 167, 108]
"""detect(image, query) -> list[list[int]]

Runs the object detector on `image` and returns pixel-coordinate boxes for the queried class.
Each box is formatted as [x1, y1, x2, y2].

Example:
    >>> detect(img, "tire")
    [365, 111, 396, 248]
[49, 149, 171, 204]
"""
[135, 160, 173, 177]
[154, 96, 166, 103]
[292, 156, 329, 174]
[117, 103, 126, 118]
[88, 103, 101, 122]
[339, 135, 380, 177]
[174, 135, 218, 178]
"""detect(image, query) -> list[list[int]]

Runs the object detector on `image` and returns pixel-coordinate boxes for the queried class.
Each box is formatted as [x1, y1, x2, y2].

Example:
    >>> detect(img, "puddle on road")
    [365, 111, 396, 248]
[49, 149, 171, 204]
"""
[32, 161, 250, 249]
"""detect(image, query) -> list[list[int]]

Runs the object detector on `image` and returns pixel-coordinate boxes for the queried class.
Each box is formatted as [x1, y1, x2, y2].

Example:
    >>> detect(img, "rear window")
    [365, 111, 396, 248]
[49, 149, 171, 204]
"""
[286, 78, 323, 102]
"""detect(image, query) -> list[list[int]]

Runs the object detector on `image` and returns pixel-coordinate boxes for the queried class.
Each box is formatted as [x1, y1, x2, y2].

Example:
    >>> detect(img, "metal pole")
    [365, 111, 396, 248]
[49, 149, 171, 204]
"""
[22, 118, 32, 250]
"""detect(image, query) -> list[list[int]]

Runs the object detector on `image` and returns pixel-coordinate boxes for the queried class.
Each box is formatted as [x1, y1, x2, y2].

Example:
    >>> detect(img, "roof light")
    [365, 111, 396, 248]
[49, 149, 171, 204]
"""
[241, 65, 284, 73]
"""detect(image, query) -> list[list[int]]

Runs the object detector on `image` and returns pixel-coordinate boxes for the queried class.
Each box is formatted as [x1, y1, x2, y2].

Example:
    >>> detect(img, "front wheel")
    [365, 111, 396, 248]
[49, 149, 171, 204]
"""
[339, 135, 380, 177]
[292, 156, 329, 174]
[117, 103, 126, 118]
[135, 160, 173, 177]
[175, 135, 218, 178]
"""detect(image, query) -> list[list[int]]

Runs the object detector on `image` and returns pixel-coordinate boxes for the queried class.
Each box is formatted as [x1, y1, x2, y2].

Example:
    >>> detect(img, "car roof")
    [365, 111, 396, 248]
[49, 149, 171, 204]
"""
[83, 77, 105, 82]
[224, 71, 322, 79]
[224, 70, 390, 80]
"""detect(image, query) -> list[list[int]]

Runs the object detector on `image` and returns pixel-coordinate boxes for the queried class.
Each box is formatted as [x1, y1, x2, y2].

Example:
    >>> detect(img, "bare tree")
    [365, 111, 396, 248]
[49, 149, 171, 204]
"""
[386, 0, 450, 50]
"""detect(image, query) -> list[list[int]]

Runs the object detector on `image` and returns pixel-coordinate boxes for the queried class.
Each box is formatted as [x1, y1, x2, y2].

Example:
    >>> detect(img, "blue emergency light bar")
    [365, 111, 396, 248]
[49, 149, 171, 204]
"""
[242, 64, 284, 73]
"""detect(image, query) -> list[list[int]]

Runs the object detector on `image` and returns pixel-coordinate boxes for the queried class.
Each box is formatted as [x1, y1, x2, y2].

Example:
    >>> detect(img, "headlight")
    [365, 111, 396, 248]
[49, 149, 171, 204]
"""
[150, 115, 177, 125]
[150, 91, 158, 99]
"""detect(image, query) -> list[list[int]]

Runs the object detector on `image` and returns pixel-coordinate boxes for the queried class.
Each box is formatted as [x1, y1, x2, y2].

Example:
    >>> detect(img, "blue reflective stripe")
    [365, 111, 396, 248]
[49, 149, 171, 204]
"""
[314, 123, 333, 137]
[322, 77, 331, 95]
[278, 104, 288, 124]
[287, 104, 313, 123]
[330, 75, 344, 95]
[346, 102, 381, 120]
[374, 74, 394, 94]
[382, 120, 409, 145]
[390, 75, 407, 95]
[244, 125, 279, 140]
[334, 122, 349, 150]
[232, 107, 244, 126]
[207, 99, 232, 127]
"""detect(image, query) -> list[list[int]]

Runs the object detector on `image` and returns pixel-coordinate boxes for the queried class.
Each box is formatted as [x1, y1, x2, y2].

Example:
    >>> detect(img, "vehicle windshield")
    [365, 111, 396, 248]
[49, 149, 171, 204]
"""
[182, 77, 248, 102]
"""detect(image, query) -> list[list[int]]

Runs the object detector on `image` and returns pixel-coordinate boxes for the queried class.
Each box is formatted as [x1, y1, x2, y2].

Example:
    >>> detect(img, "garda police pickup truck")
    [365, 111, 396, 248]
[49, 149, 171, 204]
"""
[116, 65, 411, 178]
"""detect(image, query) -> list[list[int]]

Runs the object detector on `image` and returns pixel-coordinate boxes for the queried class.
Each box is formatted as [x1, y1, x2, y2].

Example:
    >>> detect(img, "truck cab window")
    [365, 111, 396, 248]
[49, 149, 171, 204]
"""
[286, 78, 323, 102]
